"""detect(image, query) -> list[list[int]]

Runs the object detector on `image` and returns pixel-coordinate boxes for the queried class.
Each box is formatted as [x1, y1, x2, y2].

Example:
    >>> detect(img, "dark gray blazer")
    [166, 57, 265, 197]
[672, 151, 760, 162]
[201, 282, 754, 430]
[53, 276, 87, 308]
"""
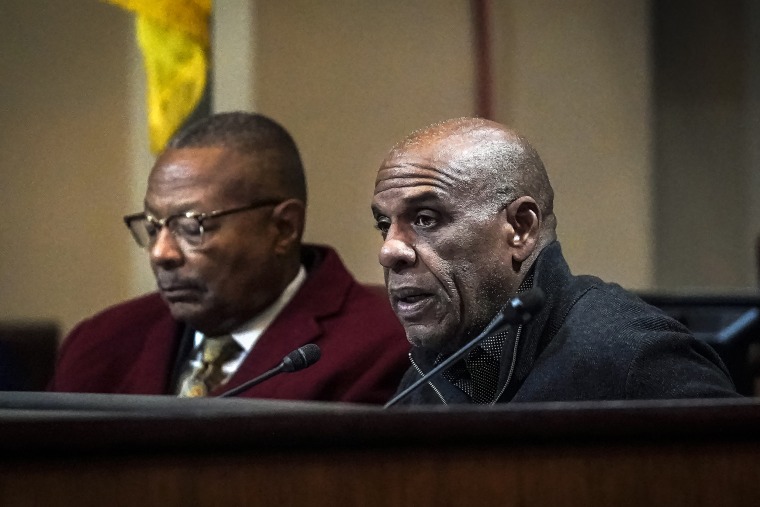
[395, 241, 739, 405]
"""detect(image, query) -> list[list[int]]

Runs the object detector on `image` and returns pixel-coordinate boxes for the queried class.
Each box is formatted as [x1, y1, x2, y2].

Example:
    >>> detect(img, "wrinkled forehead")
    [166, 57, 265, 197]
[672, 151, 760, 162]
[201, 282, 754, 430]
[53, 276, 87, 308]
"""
[374, 135, 493, 197]
[374, 161, 461, 196]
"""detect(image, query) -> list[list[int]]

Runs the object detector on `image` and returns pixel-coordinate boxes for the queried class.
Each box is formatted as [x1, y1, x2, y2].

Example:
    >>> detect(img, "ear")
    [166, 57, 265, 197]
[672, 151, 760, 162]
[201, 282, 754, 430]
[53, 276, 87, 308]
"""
[505, 196, 541, 264]
[270, 199, 306, 255]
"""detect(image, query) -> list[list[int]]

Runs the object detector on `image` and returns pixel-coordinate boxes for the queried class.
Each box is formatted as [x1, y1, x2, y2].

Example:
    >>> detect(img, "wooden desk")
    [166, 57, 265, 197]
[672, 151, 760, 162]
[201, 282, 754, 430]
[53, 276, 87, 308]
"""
[0, 393, 759, 506]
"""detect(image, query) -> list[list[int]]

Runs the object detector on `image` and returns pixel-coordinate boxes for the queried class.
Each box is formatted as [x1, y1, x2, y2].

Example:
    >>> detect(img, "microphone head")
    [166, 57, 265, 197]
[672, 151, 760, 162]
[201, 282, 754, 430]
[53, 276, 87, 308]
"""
[506, 288, 545, 323]
[281, 344, 321, 372]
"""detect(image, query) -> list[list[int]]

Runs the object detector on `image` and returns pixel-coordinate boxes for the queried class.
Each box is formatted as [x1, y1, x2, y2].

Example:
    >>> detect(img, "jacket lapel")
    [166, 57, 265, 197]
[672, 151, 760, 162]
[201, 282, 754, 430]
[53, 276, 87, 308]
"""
[217, 245, 353, 395]
[116, 312, 184, 394]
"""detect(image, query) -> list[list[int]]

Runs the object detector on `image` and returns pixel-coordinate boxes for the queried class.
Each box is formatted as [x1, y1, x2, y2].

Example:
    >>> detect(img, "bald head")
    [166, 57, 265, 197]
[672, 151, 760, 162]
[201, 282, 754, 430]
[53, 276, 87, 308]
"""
[389, 117, 555, 232]
[373, 117, 557, 351]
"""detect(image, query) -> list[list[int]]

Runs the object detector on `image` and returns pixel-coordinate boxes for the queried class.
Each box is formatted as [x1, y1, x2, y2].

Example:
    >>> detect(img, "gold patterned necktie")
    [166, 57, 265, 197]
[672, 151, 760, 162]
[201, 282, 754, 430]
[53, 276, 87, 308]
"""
[178, 335, 242, 398]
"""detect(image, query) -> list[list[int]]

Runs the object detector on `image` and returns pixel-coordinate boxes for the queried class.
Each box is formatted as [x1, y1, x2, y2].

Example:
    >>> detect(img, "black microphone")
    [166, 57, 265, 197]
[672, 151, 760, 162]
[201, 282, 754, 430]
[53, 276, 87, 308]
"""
[217, 343, 321, 398]
[384, 288, 545, 408]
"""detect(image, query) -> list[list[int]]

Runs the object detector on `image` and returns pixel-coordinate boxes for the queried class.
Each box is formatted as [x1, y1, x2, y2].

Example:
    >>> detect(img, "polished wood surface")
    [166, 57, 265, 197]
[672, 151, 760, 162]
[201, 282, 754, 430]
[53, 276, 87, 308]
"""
[0, 394, 759, 506]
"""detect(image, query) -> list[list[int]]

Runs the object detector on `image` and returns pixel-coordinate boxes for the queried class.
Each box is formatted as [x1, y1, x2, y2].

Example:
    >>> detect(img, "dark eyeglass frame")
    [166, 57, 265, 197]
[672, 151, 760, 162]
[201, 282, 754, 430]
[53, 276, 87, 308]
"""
[123, 198, 284, 249]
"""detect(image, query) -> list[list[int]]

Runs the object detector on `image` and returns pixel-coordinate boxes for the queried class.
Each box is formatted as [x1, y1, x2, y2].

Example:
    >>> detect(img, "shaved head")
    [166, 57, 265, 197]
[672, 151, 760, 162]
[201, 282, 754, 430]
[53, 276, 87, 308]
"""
[389, 117, 555, 232]
[373, 117, 556, 351]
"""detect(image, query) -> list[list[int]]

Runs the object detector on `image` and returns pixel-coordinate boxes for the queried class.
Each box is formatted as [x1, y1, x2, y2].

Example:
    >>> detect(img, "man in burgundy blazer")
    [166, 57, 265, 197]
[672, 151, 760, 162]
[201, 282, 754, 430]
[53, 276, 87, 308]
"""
[49, 112, 409, 403]
[50, 245, 407, 403]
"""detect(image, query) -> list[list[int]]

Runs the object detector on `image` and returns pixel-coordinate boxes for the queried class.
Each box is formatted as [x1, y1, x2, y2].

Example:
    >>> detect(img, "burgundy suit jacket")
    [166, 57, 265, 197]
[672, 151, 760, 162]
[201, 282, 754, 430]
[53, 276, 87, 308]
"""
[49, 246, 410, 404]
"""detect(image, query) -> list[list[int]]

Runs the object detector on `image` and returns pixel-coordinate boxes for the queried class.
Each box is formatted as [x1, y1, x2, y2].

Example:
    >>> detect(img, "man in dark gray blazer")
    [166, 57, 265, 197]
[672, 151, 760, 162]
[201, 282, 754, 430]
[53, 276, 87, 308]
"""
[371, 117, 738, 405]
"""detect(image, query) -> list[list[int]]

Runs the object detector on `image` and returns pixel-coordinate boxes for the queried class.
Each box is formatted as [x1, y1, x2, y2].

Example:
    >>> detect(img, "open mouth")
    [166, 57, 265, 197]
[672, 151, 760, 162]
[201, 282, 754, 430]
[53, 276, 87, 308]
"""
[391, 288, 436, 318]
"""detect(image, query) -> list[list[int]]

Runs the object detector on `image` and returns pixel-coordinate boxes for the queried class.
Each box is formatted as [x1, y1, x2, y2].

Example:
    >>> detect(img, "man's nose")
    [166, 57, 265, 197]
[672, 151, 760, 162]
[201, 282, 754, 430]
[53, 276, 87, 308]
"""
[149, 227, 184, 268]
[378, 225, 416, 271]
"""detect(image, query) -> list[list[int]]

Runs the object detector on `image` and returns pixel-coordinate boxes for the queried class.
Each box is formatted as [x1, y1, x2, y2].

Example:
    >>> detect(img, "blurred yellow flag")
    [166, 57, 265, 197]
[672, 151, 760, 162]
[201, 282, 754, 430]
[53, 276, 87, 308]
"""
[104, 0, 211, 153]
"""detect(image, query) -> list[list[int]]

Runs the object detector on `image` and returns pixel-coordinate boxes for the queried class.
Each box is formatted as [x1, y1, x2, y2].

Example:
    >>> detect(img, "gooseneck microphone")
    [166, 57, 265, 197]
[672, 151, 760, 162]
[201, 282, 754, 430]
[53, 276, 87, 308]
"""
[218, 343, 321, 398]
[384, 288, 545, 408]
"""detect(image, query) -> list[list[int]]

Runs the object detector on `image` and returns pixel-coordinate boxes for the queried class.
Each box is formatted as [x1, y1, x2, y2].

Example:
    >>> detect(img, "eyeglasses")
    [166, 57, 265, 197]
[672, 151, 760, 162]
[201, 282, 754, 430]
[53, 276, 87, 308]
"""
[123, 199, 283, 249]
